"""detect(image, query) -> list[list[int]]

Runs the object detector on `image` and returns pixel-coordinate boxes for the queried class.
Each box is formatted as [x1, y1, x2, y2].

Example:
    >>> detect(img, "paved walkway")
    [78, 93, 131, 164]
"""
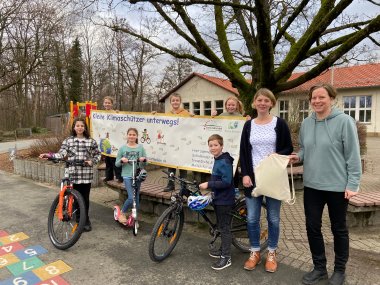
[90, 137, 380, 285]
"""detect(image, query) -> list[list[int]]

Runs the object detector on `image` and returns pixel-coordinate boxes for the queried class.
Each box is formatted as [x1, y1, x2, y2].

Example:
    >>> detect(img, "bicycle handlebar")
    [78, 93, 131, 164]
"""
[47, 157, 87, 167]
[162, 170, 199, 187]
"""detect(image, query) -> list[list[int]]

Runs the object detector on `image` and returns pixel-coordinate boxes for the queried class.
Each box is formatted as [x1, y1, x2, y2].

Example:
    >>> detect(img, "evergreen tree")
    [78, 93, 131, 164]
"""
[67, 38, 83, 103]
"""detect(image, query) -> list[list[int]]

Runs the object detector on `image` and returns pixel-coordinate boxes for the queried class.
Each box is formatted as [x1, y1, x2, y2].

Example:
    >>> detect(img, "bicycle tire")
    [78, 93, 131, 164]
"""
[47, 189, 86, 250]
[148, 205, 184, 262]
[231, 199, 268, 253]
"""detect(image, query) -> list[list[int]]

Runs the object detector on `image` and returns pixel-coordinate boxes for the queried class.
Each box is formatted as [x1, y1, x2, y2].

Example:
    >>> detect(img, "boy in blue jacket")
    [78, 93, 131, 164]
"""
[199, 134, 235, 270]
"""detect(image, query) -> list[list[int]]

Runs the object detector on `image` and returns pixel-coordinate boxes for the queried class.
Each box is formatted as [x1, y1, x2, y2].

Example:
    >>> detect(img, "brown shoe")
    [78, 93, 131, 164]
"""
[244, 251, 261, 270]
[265, 251, 277, 273]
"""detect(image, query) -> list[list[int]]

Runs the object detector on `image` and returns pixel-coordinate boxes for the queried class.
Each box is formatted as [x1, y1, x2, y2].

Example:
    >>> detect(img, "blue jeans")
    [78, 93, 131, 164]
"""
[121, 177, 141, 213]
[245, 195, 281, 252]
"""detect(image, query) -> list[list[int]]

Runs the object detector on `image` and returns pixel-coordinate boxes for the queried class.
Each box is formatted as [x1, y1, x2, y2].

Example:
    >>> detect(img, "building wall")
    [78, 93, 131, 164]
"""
[164, 77, 235, 115]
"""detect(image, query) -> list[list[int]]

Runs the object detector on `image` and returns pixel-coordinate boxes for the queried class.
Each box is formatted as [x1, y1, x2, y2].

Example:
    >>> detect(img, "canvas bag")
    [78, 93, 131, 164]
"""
[252, 154, 295, 205]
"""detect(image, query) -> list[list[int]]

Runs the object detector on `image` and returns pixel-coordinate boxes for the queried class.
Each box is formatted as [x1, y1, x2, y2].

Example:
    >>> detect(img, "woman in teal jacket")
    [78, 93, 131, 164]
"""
[290, 83, 361, 285]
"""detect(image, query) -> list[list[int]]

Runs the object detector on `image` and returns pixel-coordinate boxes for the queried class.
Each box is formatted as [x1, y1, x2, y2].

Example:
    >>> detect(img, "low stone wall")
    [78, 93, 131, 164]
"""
[13, 158, 100, 187]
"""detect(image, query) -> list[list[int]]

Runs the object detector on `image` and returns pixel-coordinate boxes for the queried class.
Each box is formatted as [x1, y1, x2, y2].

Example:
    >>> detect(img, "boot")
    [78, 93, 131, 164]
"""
[244, 251, 261, 270]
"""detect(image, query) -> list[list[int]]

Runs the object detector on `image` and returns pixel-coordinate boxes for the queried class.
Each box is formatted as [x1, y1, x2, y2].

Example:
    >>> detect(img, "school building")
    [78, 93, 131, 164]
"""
[159, 63, 380, 136]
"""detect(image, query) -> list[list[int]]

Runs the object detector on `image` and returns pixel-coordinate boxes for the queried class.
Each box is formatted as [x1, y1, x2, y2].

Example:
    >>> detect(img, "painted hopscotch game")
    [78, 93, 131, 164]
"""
[0, 230, 72, 285]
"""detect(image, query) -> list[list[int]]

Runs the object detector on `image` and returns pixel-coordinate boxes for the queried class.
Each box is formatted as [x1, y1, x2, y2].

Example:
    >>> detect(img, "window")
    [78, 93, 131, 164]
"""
[215, 100, 224, 115]
[298, 99, 309, 121]
[183, 102, 190, 111]
[193, 102, 200, 115]
[343, 96, 372, 123]
[203, 101, 212, 116]
[278, 100, 289, 121]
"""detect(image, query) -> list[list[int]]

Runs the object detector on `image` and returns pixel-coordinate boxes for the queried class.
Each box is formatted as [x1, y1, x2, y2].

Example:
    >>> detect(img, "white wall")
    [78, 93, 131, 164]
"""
[164, 77, 235, 114]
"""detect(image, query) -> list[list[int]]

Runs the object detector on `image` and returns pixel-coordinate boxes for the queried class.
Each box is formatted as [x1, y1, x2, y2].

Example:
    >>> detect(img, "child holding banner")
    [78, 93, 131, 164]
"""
[199, 134, 235, 270]
[163, 93, 191, 191]
[115, 128, 147, 224]
[211, 96, 244, 117]
[102, 96, 123, 183]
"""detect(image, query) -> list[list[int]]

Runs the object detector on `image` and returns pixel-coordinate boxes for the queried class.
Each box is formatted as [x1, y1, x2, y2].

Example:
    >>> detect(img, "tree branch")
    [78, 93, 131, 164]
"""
[273, 0, 309, 47]
[276, 14, 380, 92]
[128, 0, 256, 12]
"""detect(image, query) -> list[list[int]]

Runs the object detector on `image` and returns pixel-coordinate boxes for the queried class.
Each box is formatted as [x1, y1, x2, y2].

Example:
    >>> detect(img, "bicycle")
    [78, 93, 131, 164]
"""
[45, 157, 87, 250]
[140, 134, 151, 144]
[148, 171, 268, 262]
[113, 158, 147, 236]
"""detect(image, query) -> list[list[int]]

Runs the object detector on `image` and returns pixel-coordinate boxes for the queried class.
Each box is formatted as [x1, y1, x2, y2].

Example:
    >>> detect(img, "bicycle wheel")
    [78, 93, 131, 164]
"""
[47, 189, 86, 250]
[148, 205, 184, 262]
[231, 199, 268, 253]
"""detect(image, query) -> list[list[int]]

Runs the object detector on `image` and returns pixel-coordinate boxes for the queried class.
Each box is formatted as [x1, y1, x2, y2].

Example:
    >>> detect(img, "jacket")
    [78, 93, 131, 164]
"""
[298, 108, 361, 192]
[208, 152, 235, 206]
[240, 117, 293, 198]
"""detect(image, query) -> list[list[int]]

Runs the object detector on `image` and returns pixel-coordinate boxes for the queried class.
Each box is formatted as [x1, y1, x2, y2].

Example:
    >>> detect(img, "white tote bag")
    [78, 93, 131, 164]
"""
[252, 154, 295, 205]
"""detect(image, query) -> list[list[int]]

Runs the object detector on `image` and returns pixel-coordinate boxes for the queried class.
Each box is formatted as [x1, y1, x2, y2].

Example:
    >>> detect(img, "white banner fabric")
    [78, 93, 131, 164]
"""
[91, 110, 245, 174]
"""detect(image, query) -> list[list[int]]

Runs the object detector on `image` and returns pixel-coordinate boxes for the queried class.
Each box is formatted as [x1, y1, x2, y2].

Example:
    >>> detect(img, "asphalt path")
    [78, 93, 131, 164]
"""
[0, 171, 305, 285]
[0, 139, 38, 154]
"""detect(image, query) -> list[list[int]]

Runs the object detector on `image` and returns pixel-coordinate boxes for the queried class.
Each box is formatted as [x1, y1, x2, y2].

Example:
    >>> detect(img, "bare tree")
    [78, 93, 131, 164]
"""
[103, 0, 380, 110]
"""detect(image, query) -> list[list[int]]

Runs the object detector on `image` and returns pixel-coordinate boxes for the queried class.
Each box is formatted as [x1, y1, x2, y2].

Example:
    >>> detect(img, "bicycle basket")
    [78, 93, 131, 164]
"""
[187, 195, 212, 211]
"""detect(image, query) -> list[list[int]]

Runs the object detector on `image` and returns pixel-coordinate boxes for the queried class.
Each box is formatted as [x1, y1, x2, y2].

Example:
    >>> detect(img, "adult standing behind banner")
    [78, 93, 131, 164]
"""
[289, 83, 361, 285]
[240, 88, 293, 273]
[102, 96, 123, 183]
[153, 93, 191, 191]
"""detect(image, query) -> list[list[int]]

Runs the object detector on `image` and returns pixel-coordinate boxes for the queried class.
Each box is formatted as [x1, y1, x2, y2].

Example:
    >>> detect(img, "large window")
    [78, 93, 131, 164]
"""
[279, 100, 289, 121]
[183, 102, 190, 111]
[215, 100, 224, 115]
[193, 102, 200, 115]
[298, 99, 309, 121]
[343, 96, 372, 123]
[203, 101, 212, 115]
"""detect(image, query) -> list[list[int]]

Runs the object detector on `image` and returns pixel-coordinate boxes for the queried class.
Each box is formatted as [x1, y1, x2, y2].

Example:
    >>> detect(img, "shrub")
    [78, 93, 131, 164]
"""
[356, 121, 367, 155]
[31, 126, 49, 134]
[28, 135, 66, 158]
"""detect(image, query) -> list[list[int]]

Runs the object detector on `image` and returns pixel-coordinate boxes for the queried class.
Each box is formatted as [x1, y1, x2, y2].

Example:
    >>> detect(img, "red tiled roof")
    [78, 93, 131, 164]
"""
[159, 72, 239, 102]
[194, 73, 239, 95]
[160, 63, 380, 101]
[287, 63, 380, 93]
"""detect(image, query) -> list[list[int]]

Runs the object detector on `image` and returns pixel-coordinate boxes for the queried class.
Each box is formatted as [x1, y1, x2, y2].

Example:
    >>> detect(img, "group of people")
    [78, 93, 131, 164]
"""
[39, 82, 361, 285]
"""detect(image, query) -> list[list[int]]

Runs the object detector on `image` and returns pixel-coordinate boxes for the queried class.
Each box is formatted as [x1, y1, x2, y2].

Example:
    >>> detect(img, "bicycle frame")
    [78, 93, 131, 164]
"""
[164, 171, 253, 249]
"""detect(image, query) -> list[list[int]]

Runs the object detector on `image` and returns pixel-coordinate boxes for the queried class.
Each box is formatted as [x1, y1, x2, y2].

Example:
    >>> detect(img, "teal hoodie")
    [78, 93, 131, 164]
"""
[298, 108, 361, 192]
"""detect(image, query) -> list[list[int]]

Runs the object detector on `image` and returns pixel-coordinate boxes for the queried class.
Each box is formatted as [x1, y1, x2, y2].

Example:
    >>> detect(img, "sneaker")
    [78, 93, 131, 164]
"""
[211, 256, 231, 270]
[118, 213, 127, 224]
[209, 248, 221, 258]
[328, 272, 345, 285]
[265, 251, 277, 273]
[302, 269, 328, 285]
[244, 251, 261, 270]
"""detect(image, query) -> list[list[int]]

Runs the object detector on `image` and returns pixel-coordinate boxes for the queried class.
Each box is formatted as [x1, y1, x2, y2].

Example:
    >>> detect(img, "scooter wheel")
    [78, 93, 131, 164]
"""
[132, 220, 138, 236]
[113, 206, 121, 221]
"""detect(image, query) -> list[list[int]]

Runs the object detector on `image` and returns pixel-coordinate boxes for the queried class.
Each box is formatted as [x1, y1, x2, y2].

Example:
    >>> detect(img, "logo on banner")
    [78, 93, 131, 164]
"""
[202, 120, 222, 131]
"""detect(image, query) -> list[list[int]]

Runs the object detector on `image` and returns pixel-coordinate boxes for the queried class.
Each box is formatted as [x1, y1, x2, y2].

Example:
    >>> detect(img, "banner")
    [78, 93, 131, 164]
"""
[90, 110, 245, 174]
